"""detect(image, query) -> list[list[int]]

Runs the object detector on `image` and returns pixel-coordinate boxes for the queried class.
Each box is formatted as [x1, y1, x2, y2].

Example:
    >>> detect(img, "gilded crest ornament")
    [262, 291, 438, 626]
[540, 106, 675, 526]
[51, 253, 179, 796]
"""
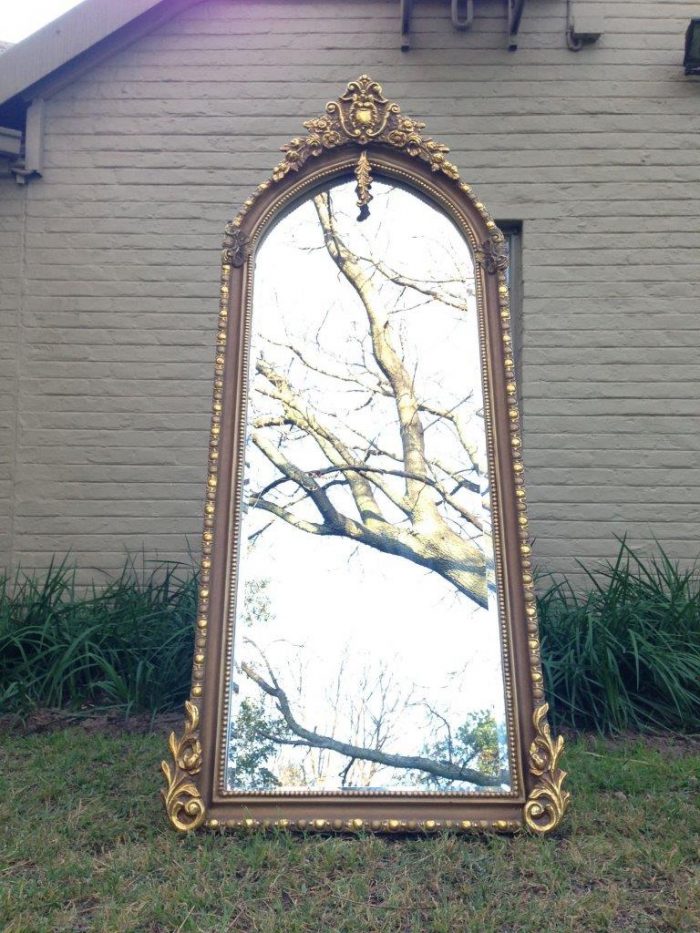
[272, 75, 459, 183]
[333, 75, 398, 142]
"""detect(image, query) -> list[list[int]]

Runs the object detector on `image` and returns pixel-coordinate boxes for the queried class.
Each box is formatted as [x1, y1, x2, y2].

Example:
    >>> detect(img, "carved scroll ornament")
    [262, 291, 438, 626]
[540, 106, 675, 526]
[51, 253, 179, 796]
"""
[525, 704, 571, 834]
[222, 224, 250, 267]
[161, 700, 206, 832]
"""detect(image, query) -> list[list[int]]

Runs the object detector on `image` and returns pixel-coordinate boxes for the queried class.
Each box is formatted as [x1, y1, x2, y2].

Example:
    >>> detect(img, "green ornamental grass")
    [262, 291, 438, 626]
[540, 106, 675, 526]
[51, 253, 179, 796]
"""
[0, 540, 698, 733]
[538, 539, 700, 734]
[0, 557, 196, 715]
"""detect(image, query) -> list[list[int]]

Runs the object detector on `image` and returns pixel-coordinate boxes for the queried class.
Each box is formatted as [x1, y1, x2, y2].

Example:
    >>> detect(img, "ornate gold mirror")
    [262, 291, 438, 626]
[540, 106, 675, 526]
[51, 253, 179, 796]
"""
[162, 77, 569, 835]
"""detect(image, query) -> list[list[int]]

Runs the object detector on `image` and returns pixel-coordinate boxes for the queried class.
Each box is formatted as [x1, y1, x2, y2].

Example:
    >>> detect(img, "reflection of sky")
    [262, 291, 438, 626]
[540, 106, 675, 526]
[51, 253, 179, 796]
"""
[226, 180, 510, 792]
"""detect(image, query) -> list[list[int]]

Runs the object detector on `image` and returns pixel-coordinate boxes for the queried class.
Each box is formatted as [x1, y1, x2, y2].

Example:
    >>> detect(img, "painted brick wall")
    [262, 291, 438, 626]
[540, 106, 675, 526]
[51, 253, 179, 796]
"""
[0, 178, 23, 566]
[2, 0, 699, 578]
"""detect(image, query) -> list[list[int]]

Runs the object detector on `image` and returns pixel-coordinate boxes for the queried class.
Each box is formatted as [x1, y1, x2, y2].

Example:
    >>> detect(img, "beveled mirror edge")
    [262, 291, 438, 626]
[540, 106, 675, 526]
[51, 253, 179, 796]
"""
[161, 75, 570, 836]
[213, 156, 523, 806]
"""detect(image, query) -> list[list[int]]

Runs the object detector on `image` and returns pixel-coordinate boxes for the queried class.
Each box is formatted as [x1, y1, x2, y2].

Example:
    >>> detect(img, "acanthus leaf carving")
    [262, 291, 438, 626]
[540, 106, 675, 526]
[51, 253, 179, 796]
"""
[161, 699, 206, 832]
[475, 235, 509, 274]
[222, 223, 250, 267]
[524, 703, 570, 834]
[354, 150, 373, 221]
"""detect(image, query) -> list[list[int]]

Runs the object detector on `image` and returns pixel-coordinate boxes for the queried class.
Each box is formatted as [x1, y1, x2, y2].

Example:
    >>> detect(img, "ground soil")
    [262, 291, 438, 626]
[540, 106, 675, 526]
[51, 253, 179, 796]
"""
[0, 706, 184, 738]
[3, 708, 699, 760]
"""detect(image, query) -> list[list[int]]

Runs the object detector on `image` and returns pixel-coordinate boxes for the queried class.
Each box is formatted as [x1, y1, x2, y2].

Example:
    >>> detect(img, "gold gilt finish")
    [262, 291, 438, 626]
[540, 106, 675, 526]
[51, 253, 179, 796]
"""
[161, 74, 569, 836]
[161, 701, 206, 832]
[354, 150, 374, 220]
[525, 704, 571, 834]
[271, 75, 459, 183]
[474, 236, 510, 275]
[205, 817, 522, 834]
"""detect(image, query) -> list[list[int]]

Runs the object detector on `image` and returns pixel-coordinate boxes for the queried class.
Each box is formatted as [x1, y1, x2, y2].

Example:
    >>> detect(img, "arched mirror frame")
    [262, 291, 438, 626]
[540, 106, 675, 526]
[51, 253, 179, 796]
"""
[162, 77, 569, 836]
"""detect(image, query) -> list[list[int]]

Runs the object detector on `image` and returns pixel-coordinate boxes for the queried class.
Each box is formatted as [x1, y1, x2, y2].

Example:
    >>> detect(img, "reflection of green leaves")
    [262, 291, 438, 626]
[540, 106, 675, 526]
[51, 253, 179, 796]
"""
[228, 698, 283, 790]
[465, 712, 500, 777]
[242, 578, 272, 629]
[229, 577, 281, 788]
[415, 709, 502, 789]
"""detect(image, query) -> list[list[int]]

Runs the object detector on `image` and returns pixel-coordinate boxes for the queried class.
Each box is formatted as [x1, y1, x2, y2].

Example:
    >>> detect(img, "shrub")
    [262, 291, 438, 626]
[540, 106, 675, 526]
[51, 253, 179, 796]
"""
[0, 557, 196, 715]
[538, 540, 700, 734]
[2, 541, 699, 732]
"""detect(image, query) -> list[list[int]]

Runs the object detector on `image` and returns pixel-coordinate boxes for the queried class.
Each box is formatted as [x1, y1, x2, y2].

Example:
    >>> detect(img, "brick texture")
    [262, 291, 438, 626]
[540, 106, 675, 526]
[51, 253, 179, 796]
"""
[1, 0, 699, 578]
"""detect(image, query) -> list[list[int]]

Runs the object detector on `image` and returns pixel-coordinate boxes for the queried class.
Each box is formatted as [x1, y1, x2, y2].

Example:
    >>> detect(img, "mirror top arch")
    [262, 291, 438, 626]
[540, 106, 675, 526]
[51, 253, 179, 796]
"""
[221, 74, 509, 278]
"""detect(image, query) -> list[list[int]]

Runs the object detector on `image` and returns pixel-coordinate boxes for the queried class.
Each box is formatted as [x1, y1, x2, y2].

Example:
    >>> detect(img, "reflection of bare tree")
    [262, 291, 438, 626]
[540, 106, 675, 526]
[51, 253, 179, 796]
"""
[248, 189, 490, 610]
[258, 649, 412, 788]
[240, 654, 506, 788]
[337, 661, 409, 787]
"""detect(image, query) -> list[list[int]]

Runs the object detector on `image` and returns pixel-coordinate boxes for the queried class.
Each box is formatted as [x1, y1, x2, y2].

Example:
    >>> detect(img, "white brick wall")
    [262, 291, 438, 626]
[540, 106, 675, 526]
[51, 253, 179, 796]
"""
[2, 0, 700, 578]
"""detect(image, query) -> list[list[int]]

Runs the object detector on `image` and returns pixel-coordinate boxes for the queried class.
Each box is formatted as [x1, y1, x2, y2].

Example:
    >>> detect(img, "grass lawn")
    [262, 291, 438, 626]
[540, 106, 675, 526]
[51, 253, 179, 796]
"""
[1, 722, 698, 932]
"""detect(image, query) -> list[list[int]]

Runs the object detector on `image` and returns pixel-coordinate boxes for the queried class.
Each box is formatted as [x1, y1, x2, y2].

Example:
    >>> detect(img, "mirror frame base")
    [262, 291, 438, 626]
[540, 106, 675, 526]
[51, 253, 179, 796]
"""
[162, 701, 569, 835]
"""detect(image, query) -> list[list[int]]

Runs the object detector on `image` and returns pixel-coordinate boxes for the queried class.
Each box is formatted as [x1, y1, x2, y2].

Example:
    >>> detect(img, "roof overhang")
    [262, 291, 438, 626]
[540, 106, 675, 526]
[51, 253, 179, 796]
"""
[0, 0, 199, 122]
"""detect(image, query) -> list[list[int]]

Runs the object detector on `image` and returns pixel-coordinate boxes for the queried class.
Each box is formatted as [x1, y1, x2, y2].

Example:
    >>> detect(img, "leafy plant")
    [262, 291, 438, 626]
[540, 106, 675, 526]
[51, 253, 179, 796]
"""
[1, 540, 698, 734]
[0, 556, 196, 715]
[538, 539, 700, 733]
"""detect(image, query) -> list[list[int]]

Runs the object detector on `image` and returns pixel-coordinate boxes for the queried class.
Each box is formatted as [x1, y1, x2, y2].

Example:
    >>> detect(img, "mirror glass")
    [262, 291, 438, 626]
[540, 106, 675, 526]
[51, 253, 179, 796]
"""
[225, 177, 511, 794]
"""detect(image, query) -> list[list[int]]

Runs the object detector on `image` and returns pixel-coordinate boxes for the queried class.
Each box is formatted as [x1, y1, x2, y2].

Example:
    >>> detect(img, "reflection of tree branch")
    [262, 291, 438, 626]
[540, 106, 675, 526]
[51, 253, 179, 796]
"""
[340, 756, 356, 787]
[415, 400, 485, 476]
[240, 662, 506, 787]
[251, 499, 332, 537]
[251, 365, 409, 519]
[253, 464, 482, 533]
[420, 702, 455, 762]
[247, 187, 490, 610]
[263, 334, 389, 397]
[250, 431, 343, 529]
[256, 356, 385, 525]
[344, 382, 484, 482]
[247, 519, 274, 544]
[314, 192, 438, 522]
[354, 252, 474, 313]
[431, 459, 481, 496]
